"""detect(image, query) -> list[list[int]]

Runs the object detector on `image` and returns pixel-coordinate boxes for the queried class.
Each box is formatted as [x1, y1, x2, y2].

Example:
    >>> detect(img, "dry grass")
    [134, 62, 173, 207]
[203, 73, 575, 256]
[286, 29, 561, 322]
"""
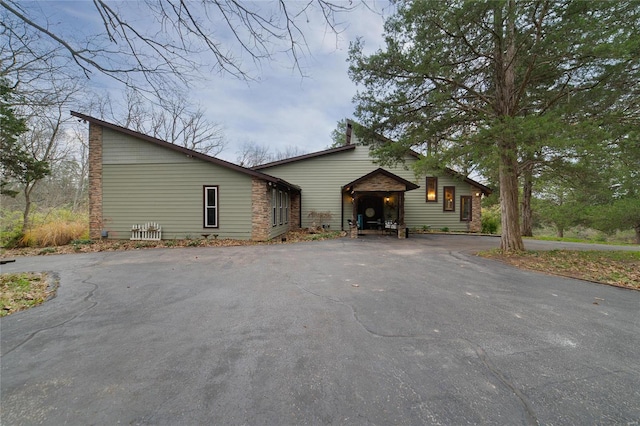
[20, 220, 90, 247]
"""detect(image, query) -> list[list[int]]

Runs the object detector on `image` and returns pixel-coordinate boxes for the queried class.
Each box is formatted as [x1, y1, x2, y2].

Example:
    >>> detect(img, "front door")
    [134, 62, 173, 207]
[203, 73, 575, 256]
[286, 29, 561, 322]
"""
[358, 195, 384, 229]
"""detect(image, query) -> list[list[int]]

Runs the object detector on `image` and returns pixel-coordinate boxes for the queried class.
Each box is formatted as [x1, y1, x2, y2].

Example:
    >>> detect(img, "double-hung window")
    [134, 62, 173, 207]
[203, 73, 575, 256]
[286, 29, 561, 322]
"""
[443, 186, 455, 211]
[285, 193, 289, 224]
[460, 196, 472, 221]
[272, 188, 277, 226]
[204, 186, 219, 228]
[426, 177, 438, 202]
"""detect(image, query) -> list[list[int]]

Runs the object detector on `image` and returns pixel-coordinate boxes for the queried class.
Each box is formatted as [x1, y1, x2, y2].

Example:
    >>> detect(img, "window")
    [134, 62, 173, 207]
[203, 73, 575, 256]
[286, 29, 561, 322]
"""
[279, 190, 283, 225]
[272, 188, 277, 226]
[443, 186, 455, 211]
[204, 186, 219, 228]
[460, 196, 472, 221]
[426, 177, 438, 202]
[285, 193, 289, 224]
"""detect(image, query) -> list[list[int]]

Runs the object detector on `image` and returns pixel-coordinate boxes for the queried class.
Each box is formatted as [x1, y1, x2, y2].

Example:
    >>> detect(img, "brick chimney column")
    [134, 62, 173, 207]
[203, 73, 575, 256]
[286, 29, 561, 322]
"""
[88, 124, 103, 239]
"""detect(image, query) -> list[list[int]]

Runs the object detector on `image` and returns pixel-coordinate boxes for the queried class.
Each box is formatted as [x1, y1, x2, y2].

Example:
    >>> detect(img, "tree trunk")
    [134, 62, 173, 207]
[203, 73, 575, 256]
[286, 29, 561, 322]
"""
[521, 163, 533, 237]
[557, 226, 564, 238]
[499, 143, 525, 252]
[635, 223, 640, 245]
[495, 0, 524, 252]
[21, 184, 35, 233]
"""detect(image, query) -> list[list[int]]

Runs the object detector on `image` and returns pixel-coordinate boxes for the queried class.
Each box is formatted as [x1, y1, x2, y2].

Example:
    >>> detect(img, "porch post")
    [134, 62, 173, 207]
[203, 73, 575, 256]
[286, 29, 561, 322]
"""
[351, 193, 358, 238]
[397, 191, 406, 239]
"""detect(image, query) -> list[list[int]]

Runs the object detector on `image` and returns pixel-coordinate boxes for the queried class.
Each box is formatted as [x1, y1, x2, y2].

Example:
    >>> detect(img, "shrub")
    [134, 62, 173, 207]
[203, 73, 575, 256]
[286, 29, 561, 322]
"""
[481, 216, 499, 234]
[481, 206, 501, 234]
[0, 209, 24, 248]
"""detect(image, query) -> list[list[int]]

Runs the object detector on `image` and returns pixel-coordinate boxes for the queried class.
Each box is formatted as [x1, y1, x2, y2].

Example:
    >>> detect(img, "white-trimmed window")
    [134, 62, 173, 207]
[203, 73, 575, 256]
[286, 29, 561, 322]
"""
[272, 188, 277, 226]
[279, 190, 283, 225]
[285, 193, 289, 224]
[204, 186, 219, 228]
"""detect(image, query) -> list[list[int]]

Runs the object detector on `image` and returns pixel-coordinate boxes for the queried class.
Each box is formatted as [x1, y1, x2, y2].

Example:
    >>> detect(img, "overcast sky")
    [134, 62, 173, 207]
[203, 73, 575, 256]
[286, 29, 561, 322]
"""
[191, 4, 390, 162]
[33, 1, 392, 163]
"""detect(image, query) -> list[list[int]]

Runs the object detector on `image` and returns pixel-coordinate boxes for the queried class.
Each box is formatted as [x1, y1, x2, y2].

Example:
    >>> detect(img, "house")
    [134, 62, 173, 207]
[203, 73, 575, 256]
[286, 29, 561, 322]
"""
[255, 122, 491, 238]
[72, 111, 300, 241]
[73, 112, 491, 241]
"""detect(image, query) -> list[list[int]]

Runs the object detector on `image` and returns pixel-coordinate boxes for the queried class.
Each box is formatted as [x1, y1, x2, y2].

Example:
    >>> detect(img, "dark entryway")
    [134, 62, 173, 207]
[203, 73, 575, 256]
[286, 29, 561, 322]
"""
[358, 195, 384, 229]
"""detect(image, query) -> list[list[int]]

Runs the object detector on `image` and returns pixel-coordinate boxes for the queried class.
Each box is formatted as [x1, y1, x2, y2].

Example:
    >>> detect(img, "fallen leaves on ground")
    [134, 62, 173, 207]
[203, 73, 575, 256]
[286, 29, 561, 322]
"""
[480, 249, 640, 290]
[0, 230, 345, 258]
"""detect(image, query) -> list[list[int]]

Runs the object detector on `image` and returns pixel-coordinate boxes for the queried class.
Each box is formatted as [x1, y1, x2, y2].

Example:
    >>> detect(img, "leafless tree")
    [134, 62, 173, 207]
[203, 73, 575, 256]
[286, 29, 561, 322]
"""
[95, 89, 226, 156]
[235, 141, 307, 167]
[1, 0, 360, 94]
[273, 145, 307, 161]
[13, 77, 84, 231]
[236, 141, 273, 167]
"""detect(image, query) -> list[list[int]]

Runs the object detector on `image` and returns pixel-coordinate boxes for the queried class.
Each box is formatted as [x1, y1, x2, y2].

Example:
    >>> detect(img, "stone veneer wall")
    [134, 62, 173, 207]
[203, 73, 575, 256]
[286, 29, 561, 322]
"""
[251, 177, 271, 241]
[353, 174, 406, 192]
[470, 193, 482, 232]
[290, 192, 301, 229]
[88, 124, 103, 240]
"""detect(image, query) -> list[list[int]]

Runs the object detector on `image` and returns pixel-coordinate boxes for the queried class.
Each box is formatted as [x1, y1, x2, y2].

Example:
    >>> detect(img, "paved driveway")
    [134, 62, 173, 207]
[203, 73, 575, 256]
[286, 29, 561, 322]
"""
[1, 235, 639, 425]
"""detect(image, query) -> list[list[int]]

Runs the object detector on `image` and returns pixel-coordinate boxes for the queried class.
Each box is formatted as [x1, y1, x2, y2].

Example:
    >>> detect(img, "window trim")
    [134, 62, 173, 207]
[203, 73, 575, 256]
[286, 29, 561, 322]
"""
[203, 185, 219, 228]
[426, 177, 438, 202]
[460, 195, 472, 221]
[443, 186, 455, 212]
[285, 193, 289, 224]
[279, 190, 283, 225]
[272, 188, 277, 227]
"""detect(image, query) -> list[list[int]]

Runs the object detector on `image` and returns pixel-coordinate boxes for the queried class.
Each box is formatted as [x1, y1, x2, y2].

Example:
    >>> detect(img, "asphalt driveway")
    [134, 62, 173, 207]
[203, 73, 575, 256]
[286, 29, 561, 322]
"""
[1, 235, 639, 425]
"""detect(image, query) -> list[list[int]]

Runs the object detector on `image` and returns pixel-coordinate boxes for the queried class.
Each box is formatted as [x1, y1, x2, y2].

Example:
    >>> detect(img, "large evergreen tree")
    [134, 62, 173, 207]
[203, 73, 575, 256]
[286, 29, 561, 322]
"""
[348, 0, 640, 251]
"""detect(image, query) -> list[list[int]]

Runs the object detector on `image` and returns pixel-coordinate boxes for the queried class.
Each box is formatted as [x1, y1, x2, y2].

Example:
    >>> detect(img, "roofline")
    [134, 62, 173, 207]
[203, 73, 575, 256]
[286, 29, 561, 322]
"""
[348, 119, 492, 195]
[252, 144, 356, 170]
[70, 111, 300, 192]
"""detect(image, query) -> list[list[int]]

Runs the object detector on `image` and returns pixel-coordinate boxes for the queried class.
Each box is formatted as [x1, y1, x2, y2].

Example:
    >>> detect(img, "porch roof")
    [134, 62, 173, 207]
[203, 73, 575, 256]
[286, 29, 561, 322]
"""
[342, 168, 420, 193]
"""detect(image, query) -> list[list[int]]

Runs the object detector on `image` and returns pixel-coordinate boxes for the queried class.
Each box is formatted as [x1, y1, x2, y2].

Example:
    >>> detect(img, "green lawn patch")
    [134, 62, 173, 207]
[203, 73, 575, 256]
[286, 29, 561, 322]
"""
[1, 272, 52, 316]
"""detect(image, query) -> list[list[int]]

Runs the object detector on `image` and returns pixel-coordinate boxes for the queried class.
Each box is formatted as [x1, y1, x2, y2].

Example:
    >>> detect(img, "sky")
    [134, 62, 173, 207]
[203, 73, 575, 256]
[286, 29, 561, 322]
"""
[190, 5, 389, 162]
[23, 1, 392, 164]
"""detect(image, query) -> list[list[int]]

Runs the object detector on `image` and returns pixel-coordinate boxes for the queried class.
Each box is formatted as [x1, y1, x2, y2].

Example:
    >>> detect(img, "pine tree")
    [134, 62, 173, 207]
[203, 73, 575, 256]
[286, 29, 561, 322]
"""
[349, 0, 640, 251]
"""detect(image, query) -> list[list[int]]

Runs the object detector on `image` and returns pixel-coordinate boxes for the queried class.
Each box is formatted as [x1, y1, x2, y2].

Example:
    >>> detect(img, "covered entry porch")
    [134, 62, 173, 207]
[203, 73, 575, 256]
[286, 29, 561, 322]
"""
[342, 168, 419, 239]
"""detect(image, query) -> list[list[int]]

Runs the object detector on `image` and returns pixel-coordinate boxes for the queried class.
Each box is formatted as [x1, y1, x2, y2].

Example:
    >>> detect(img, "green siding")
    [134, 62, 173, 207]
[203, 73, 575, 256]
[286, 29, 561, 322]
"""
[101, 129, 253, 240]
[260, 139, 476, 232]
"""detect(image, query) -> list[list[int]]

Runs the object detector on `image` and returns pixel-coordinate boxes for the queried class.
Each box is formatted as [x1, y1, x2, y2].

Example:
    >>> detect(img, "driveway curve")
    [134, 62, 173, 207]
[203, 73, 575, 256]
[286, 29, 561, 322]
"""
[1, 235, 639, 425]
